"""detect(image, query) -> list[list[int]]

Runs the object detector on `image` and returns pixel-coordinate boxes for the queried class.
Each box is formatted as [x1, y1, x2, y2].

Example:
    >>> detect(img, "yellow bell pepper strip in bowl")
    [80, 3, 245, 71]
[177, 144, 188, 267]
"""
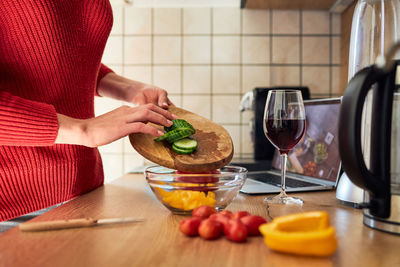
[259, 211, 337, 256]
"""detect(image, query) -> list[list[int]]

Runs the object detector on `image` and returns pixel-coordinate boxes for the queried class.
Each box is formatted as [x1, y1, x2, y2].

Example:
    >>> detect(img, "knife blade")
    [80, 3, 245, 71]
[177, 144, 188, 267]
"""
[19, 217, 144, 232]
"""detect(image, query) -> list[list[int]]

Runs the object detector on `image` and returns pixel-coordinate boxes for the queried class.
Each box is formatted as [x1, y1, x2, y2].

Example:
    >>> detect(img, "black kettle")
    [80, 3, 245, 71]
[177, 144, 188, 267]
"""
[339, 44, 400, 234]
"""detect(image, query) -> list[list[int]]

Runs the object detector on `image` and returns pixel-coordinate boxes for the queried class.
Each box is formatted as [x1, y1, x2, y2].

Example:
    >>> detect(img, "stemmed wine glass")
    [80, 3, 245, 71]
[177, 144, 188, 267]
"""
[263, 90, 306, 205]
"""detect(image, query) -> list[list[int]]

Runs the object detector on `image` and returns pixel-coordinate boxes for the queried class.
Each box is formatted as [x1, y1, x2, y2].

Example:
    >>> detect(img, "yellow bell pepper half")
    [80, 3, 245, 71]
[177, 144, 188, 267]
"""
[259, 211, 337, 256]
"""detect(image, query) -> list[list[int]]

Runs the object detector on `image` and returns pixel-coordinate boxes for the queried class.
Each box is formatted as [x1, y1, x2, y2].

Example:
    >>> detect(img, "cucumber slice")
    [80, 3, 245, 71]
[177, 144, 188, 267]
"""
[154, 127, 193, 143]
[154, 133, 168, 142]
[172, 144, 196, 154]
[173, 138, 198, 151]
[165, 128, 193, 143]
[165, 119, 195, 134]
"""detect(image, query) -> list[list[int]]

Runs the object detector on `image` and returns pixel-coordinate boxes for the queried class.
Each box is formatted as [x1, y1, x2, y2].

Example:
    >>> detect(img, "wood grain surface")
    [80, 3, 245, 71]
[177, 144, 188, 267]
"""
[0, 174, 399, 267]
[129, 106, 234, 172]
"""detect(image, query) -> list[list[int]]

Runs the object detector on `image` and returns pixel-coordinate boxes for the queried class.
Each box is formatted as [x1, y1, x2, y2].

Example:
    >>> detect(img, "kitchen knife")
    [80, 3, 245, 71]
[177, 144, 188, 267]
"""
[19, 217, 144, 232]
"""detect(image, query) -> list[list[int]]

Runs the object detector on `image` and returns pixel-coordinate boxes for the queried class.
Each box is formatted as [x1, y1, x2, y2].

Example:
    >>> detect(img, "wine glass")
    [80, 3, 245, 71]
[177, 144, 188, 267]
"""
[263, 90, 306, 205]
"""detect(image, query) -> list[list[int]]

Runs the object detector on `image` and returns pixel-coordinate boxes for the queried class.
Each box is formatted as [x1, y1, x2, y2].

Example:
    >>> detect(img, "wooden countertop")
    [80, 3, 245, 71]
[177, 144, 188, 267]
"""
[0, 174, 399, 267]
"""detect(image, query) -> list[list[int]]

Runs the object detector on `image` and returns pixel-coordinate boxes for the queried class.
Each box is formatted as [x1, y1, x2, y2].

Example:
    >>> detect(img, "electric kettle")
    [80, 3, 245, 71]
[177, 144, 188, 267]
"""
[339, 44, 400, 234]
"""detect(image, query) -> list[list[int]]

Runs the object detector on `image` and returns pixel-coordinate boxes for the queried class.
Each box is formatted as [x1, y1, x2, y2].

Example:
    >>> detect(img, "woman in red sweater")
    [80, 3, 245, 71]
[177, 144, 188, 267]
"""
[0, 1, 175, 221]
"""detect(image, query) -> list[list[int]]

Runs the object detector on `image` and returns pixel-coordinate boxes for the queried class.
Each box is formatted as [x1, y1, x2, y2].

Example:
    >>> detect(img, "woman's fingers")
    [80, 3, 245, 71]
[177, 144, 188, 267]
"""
[128, 122, 164, 137]
[143, 103, 178, 120]
[157, 90, 169, 108]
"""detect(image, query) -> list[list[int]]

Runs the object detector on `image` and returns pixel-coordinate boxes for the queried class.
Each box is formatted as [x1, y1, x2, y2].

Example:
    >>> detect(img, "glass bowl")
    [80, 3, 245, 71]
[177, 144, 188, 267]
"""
[145, 165, 247, 215]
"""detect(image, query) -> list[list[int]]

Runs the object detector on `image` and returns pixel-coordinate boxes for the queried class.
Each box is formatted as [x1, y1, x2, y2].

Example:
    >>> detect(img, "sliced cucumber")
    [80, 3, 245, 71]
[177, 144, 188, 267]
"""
[165, 128, 193, 143]
[172, 138, 197, 154]
[154, 133, 168, 142]
[165, 119, 195, 134]
[172, 145, 194, 154]
[154, 119, 198, 154]
[173, 138, 198, 150]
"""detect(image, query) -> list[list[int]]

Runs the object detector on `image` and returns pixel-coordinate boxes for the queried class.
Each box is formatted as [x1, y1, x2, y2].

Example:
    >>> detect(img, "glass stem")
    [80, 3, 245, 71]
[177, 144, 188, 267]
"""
[280, 153, 287, 195]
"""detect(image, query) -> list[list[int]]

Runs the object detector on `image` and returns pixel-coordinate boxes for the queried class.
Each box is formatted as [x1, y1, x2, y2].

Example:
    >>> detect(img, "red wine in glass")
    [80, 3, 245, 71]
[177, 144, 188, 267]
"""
[263, 90, 306, 205]
[264, 119, 306, 154]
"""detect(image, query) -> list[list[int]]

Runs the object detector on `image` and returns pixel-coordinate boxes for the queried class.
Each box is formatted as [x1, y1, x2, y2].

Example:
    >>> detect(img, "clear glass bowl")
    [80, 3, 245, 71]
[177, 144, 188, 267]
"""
[145, 166, 247, 215]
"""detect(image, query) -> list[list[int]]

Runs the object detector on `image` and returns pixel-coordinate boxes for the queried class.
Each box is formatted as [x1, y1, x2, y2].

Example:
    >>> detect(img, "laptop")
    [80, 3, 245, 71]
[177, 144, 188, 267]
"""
[240, 98, 342, 194]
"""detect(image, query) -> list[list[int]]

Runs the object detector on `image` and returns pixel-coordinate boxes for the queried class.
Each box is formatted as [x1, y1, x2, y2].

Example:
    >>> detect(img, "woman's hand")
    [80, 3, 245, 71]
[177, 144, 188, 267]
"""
[97, 72, 174, 108]
[129, 84, 173, 109]
[55, 104, 177, 147]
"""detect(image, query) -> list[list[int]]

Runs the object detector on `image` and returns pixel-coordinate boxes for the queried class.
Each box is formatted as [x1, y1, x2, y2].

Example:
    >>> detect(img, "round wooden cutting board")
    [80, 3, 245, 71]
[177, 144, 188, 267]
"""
[129, 106, 234, 172]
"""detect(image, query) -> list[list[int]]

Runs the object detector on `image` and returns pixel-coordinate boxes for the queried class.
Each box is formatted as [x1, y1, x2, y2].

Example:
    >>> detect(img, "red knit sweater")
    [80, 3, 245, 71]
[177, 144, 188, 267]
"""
[0, 0, 114, 221]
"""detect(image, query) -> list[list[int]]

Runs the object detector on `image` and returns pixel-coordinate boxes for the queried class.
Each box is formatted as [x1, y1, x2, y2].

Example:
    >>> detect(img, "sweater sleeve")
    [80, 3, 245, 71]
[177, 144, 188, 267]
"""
[0, 91, 58, 146]
[95, 63, 114, 96]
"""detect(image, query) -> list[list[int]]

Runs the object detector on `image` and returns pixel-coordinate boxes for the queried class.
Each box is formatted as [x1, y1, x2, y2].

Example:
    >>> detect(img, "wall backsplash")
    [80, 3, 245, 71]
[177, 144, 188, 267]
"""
[97, 3, 341, 183]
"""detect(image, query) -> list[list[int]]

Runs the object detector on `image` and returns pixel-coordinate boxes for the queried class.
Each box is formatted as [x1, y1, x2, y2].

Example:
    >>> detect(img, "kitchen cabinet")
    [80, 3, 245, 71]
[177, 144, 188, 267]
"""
[0, 173, 398, 267]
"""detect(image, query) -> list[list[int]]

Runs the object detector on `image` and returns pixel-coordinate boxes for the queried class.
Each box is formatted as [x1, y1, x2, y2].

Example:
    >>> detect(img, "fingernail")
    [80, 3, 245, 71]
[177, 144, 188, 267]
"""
[167, 120, 173, 126]
[172, 114, 179, 119]
[163, 102, 168, 107]
[157, 130, 164, 136]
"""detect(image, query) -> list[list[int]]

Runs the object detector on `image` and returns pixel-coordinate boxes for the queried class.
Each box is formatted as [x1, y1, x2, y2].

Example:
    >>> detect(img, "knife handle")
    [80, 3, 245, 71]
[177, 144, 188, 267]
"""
[19, 218, 96, 232]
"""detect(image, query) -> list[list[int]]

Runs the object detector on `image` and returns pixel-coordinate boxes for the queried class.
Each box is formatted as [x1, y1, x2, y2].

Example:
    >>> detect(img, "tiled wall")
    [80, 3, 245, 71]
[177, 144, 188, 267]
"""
[97, 3, 341, 182]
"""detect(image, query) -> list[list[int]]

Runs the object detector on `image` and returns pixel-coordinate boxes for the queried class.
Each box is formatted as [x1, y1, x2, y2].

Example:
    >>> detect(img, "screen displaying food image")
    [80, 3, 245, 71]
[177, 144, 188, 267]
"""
[272, 99, 341, 182]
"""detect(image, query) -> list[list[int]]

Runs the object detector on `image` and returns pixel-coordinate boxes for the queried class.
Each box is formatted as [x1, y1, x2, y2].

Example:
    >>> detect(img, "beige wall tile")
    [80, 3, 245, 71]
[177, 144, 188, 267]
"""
[302, 36, 330, 64]
[212, 66, 240, 94]
[183, 8, 211, 34]
[302, 66, 330, 95]
[332, 36, 340, 64]
[241, 110, 253, 124]
[153, 36, 181, 64]
[94, 97, 122, 116]
[183, 66, 211, 94]
[123, 137, 140, 154]
[98, 139, 123, 154]
[213, 36, 240, 64]
[110, 5, 123, 35]
[212, 95, 240, 123]
[332, 66, 341, 95]
[302, 11, 330, 34]
[223, 125, 241, 155]
[272, 36, 300, 64]
[270, 66, 300, 86]
[107, 65, 123, 76]
[213, 8, 240, 34]
[242, 9, 269, 34]
[124, 66, 152, 84]
[272, 10, 300, 34]
[241, 66, 269, 93]
[332, 14, 341, 35]
[241, 123, 253, 154]
[123, 153, 145, 174]
[182, 95, 211, 119]
[242, 36, 269, 64]
[124, 36, 151, 64]
[154, 8, 181, 34]
[103, 36, 123, 65]
[153, 66, 181, 94]
[101, 154, 123, 183]
[124, 8, 152, 35]
[183, 36, 211, 64]
[167, 95, 182, 107]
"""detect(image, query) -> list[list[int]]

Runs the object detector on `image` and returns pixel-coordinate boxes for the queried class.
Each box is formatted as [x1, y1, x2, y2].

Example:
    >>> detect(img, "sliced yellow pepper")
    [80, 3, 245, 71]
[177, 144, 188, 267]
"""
[259, 211, 337, 256]
[156, 188, 216, 211]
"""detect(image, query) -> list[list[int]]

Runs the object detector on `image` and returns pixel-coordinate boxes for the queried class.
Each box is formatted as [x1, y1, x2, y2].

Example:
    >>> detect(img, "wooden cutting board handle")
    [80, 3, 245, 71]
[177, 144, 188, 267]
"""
[129, 106, 233, 172]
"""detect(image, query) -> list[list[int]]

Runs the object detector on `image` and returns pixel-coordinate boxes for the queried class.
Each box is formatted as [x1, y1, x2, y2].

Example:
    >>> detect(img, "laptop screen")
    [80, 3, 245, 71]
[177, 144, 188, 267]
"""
[271, 98, 341, 182]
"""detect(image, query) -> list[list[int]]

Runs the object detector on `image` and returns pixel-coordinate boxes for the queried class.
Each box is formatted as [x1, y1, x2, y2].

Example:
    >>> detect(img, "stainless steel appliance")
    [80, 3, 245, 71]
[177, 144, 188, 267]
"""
[336, 0, 400, 207]
[339, 43, 400, 234]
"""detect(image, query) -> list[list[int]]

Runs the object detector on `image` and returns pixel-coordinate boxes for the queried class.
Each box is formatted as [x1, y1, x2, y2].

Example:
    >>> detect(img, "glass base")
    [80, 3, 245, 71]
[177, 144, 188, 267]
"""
[264, 191, 303, 205]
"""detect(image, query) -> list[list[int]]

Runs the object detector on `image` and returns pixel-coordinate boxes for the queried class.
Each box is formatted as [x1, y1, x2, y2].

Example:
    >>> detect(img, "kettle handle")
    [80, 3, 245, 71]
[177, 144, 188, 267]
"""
[339, 65, 393, 218]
